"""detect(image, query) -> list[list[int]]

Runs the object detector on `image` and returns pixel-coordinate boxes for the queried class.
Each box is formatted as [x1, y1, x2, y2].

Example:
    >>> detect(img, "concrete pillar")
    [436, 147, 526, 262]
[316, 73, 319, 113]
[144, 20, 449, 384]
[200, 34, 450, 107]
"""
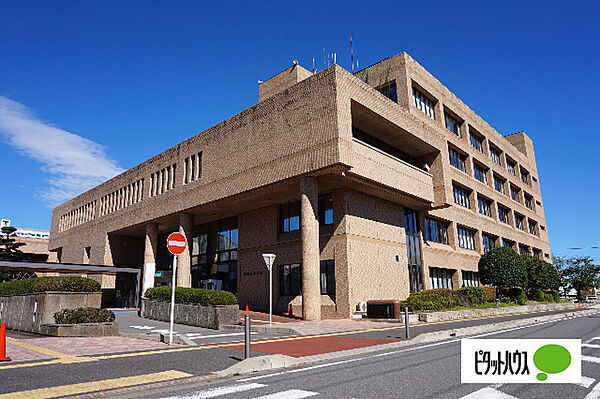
[142, 223, 158, 295]
[177, 213, 194, 287]
[300, 176, 321, 320]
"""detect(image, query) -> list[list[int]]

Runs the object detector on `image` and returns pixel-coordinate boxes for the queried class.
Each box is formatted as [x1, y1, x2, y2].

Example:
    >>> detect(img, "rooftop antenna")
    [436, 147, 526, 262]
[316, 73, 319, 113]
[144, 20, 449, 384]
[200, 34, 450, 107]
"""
[323, 48, 326, 67]
[334, 52, 336, 65]
[350, 35, 354, 73]
[312, 46, 316, 74]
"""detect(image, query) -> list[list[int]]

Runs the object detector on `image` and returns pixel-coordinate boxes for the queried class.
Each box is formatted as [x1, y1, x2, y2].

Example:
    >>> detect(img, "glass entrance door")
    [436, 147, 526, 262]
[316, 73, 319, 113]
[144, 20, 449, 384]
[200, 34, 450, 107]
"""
[404, 209, 423, 293]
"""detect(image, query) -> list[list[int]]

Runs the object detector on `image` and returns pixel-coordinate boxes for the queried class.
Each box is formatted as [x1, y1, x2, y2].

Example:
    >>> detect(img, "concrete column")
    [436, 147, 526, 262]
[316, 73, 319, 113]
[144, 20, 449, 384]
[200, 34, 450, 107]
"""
[300, 176, 320, 320]
[177, 213, 194, 287]
[142, 223, 158, 295]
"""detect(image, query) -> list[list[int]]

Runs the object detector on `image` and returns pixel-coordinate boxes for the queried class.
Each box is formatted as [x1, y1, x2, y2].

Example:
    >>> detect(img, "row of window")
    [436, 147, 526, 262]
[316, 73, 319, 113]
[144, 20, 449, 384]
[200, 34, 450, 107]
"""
[58, 200, 97, 232]
[429, 267, 479, 290]
[448, 146, 535, 211]
[99, 178, 145, 217]
[280, 260, 336, 296]
[453, 184, 540, 236]
[279, 193, 334, 233]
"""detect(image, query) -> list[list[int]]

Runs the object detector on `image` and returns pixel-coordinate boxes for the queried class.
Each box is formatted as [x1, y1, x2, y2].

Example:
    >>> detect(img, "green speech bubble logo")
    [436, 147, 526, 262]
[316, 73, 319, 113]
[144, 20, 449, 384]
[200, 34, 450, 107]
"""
[533, 344, 571, 381]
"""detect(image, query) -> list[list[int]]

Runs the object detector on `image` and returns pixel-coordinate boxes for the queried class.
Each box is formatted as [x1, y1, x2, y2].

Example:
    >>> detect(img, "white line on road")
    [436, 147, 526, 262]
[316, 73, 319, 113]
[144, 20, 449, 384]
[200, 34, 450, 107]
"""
[583, 356, 600, 363]
[161, 383, 267, 398]
[185, 332, 258, 340]
[583, 344, 600, 349]
[585, 382, 600, 399]
[459, 387, 517, 399]
[587, 337, 600, 342]
[252, 389, 318, 399]
[580, 376, 596, 388]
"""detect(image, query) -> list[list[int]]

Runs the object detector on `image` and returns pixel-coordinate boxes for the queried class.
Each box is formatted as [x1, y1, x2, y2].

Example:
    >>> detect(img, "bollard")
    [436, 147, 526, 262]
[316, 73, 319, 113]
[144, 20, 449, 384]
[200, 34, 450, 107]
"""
[1, 322, 11, 362]
[496, 298, 500, 308]
[244, 314, 251, 359]
[404, 307, 410, 340]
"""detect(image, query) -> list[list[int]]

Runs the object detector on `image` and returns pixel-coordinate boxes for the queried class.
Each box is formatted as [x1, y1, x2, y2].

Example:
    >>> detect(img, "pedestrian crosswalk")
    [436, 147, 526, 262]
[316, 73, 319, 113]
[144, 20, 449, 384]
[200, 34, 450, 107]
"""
[127, 325, 256, 340]
[160, 383, 319, 399]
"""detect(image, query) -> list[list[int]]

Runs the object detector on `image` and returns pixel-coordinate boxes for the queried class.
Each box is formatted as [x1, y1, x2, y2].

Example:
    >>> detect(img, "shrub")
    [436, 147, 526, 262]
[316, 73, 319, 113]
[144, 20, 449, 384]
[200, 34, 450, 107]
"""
[543, 293, 555, 303]
[54, 307, 115, 324]
[146, 286, 238, 306]
[500, 287, 527, 305]
[0, 277, 101, 296]
[479, 247, 527, 289]
[523, 255, 560, 292]
[530, 288, 546, 302]
[401, 289, 460, 311]
[481, 286, 496, 302]
[456, 287, 487, 305]
[548, 290, 560, 302]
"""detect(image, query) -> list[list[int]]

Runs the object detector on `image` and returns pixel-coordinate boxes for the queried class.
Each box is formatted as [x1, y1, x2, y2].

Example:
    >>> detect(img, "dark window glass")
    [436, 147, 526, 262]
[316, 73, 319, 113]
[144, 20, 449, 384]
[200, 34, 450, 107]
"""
[320, 260, 336, 295]
[429, 267, 453, 289]
[515, 214, 524, 230]
[280, 263, 302, 296]
[352, 128, 419, 169]
[470, 133, 483, 152]
[280, 201, 300, 233]
[494, 176, 505, 194]
[424, 218, 448, 244]
[529, 221, 537, 235]
[511, 186, 520, 202]
[453, 185, 471, 208]
[478, 198, 492, 217]
[376, 81, 397, 103]
[462, 271, 479, 287]
[482, 234, 496, 252]
[507, 160, 516, 176]
[525, 195, 533, 210]
[412, 88, 435, 119]
[318, 193, 334, 226]
[449, 148, 466, 172]
[498, 207, 510, 224]
[457, 226, 475, 250]
[521, 170, 529, 184]
[490, 146, 502, 165]
[445, 113, 462, 137]
[519, 244, 530, 255]
[502, 239, 514, 248]
[474, 164, 487, 184]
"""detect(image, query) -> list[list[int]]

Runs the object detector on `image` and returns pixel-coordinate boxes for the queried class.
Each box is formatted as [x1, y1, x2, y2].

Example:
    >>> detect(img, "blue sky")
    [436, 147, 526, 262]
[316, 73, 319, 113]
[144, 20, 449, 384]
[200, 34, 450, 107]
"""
[0, 1, 598, 260]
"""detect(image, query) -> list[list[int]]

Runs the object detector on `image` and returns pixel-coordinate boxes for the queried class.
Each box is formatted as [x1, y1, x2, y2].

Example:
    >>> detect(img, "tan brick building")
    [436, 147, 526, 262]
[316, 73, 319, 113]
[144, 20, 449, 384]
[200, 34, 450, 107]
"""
[49, 52, 551, 319]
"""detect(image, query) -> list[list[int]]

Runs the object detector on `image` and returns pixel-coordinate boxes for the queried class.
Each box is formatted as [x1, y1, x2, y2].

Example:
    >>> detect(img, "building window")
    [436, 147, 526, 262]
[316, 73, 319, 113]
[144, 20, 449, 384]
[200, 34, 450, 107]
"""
[507, 160, 516, 176]
[482, 234, 496, 252]
[478, 197, 492, 217]
[430, 267, 454, 289]
[376, 81, 397, 103]
[453, 185, 471, 209]
[280, 201, 300, 233]
[533, 248, 542, 259]
[424, 217, 449, 244]
[494, 176, 505, 195]
[449, 148, 466, 172]
[320, 260, 336, 295]
[470, 132, 484, 153]
[521, 169, 529, 184]
[490, 146, 502, 166]
[498, 206, 510, 224]
[280, 263, 301, 296]
[510, 186, 520, 202]
[445, 113, 462, 138]
[519, 244, 530, 255]
[412, 87, 435, 119]
[524, 195, 533, 210]
[318, 194, 334, 226]
[462, 271, 479, 287]
[457, 226, 475, 250]
[515, 213, 524, 230]
[502, 239, 515, 249]
[474, 164, 488, 184]
[529, 220, 537, 235]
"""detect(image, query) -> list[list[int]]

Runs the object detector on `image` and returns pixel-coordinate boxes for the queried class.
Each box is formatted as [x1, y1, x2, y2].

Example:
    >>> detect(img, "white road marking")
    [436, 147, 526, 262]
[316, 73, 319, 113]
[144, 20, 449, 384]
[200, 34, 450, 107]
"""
[252, 389, 318, 399]
[161, 382, 267, 398]
[129, 325, 154, 329]
[186, 332, 258, 340]
[583, 356, 600, 364]
[587, 337, 600, 342]
[583, 344, 600, 349]
[585, 382, 600, 399]
[459, 387, 518, 399]
[580, 376, 596, 388]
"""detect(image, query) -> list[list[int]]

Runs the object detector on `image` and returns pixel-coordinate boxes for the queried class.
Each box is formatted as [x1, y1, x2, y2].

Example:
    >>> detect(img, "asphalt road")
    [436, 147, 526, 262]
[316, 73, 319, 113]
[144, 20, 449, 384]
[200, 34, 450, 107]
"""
[133, 311, 600, 399]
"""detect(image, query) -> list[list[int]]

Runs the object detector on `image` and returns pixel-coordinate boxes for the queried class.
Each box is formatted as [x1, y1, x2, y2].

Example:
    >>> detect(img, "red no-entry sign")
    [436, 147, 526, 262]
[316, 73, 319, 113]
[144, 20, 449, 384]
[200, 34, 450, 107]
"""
[166, 232, 187, 255]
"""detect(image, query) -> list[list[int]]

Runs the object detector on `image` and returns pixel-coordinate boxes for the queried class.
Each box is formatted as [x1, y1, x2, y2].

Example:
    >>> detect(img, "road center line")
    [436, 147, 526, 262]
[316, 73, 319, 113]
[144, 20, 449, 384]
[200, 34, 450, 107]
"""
[160, 382, 267, 398]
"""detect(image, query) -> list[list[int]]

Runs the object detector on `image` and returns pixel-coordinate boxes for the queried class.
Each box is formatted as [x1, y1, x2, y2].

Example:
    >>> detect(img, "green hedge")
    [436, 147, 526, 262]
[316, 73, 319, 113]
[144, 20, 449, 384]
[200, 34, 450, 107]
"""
[0, 277, 101, 296]
[146, 286, 238, 306]
[481, 286, 496, 302]
[499, 287, 527, 305]
[456, 287, 487, 305]
[401, 289, 460, 311]
[54, 307, 115, 324]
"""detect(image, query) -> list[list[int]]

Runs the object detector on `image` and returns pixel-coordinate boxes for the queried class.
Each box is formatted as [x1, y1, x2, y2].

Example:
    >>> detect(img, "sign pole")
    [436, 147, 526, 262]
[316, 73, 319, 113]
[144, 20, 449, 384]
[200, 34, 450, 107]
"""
[169, 254, 177, 345]
[262, 254, 276, 328]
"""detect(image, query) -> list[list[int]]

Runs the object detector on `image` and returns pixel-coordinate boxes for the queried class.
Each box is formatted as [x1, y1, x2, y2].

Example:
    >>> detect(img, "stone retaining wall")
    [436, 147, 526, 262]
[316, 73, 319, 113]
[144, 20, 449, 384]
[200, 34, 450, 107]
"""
[0, 292, 101, 333]
[418, 302, 580, 323]
[142, 298, 240, 330]
[41, 322, 118, 336]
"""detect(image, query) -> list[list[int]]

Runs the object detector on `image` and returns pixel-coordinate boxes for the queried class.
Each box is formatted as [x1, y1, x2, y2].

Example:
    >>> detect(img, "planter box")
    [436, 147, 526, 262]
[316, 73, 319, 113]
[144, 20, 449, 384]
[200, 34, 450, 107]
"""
[40, 322, 118, 337]
[418, 302, 580, 323]
[0, 292, 101, 334]
[142, 298, 240, 330]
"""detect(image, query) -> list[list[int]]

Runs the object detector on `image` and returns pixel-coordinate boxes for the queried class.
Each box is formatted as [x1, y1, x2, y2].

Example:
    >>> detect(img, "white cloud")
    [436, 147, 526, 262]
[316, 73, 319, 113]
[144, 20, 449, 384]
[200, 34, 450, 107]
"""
[0, 96, 123, 205]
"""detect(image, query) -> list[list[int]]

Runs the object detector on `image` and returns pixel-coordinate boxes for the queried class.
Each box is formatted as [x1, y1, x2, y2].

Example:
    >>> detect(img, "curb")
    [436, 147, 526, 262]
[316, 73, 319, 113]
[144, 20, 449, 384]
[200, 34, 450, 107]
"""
[214, 307, 600, 377]
[119, 332, 197, 346]
[219, 324, 300, 336]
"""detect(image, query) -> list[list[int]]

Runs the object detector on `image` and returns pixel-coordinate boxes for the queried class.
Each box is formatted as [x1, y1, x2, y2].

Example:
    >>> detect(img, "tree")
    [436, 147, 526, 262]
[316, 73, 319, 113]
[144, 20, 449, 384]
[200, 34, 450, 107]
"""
[522, 255, 560, 292]
[552, 255, 572, 295]
[0, 226, 25, 261]
[479, 247, 527, 289]
[558, 256, 600, 300]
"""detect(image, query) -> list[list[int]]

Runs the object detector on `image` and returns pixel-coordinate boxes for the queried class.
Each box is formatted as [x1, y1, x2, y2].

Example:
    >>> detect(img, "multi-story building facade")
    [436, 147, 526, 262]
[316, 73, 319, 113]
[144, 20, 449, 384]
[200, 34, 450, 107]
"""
[48, 52, 550, 319]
